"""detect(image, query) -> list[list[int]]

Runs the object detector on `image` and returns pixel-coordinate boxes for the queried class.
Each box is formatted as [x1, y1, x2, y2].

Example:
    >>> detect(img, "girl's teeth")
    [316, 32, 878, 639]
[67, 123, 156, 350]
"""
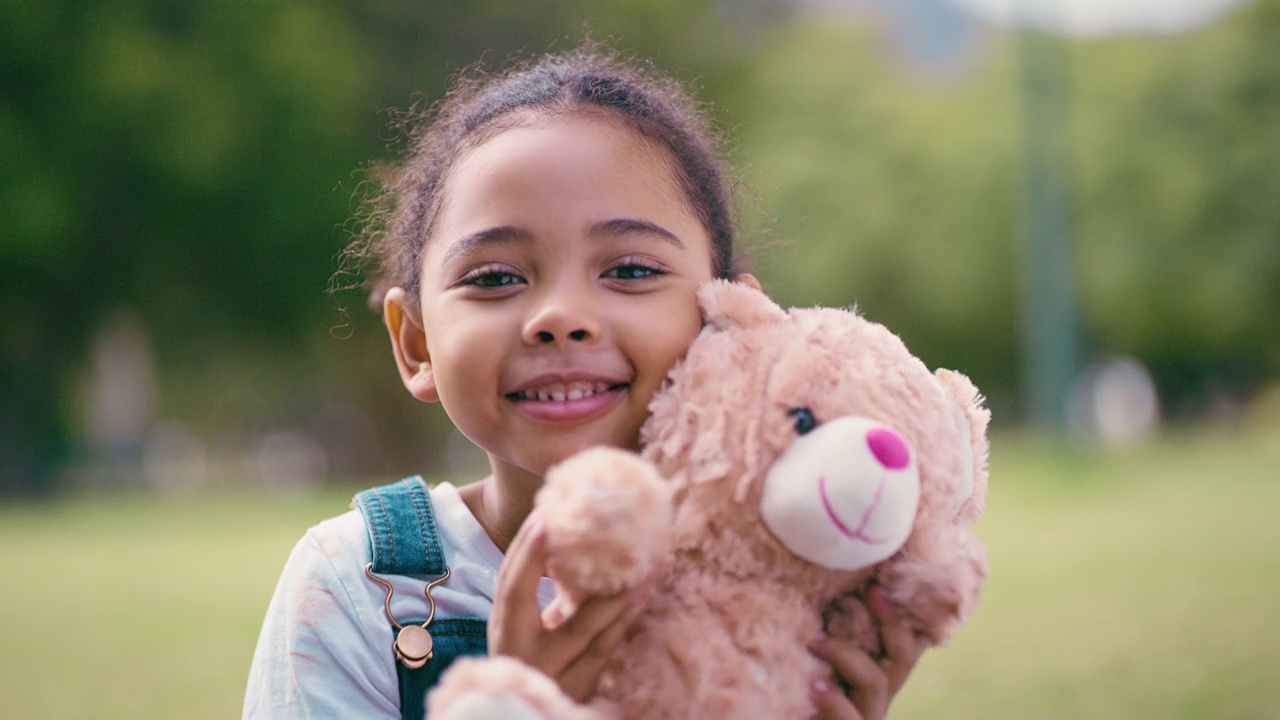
[521, 383, 609, 401]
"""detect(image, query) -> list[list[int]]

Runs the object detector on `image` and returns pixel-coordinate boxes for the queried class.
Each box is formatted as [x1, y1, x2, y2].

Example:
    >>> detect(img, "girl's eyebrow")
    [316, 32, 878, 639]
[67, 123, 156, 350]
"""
[442, 219, 684, 265]
[441, 226, 532, 264]
[590, 218, 686, 249]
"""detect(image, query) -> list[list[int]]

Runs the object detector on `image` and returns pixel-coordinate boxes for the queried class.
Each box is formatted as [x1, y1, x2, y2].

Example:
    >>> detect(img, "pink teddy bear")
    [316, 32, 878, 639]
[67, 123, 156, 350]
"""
[429, 281, 990, 720]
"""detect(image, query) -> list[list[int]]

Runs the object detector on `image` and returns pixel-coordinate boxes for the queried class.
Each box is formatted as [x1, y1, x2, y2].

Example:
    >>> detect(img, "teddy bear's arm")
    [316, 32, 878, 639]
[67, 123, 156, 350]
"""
[535, 447, 674, 613]
[878, 525, 988, 646]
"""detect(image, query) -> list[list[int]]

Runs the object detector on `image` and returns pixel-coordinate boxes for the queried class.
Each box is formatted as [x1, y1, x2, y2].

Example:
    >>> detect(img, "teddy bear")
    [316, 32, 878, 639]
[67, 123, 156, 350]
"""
[427, 280, 990, 720]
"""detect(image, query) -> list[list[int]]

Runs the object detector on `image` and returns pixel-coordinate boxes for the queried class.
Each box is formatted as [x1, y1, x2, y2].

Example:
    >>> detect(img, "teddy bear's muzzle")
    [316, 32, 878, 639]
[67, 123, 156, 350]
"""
[759, 416, 921, 571]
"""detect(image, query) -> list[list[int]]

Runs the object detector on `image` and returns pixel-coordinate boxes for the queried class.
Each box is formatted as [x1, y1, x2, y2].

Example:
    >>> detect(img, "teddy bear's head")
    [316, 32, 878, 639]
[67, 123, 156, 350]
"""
[640, 281, 989, 637]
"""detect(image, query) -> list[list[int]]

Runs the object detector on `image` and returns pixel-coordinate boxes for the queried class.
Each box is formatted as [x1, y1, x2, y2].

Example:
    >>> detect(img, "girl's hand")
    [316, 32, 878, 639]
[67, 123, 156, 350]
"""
[488, 515, 651, 702]
[808, 586, 927, 720]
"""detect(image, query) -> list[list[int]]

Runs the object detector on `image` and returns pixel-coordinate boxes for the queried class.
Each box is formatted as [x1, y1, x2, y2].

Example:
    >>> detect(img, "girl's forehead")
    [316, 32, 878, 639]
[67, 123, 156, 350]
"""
[427, 114, 700, 243]
[457, 111, 671, 178]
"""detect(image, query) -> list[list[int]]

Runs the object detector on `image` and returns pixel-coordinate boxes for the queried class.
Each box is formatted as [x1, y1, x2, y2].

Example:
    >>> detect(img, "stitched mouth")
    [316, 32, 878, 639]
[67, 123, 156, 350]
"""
[818, 475, 889, 545]
[507, 381, 627, 402]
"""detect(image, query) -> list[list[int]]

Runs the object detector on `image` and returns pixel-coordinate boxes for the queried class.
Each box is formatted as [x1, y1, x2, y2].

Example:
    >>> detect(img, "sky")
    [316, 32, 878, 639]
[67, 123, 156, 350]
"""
[803, 0, 1255, 70]
[950, 0, 1253, 36]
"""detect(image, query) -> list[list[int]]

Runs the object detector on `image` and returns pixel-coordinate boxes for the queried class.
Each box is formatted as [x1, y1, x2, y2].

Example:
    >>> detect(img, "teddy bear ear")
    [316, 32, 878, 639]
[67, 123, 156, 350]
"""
[935, 369, 991, 523]
[698, 279, 787, 331]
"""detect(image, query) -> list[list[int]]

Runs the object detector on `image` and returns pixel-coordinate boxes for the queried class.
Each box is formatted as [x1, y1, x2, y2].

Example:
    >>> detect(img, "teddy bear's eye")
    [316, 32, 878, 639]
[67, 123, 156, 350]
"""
[789, 407, 817, 435]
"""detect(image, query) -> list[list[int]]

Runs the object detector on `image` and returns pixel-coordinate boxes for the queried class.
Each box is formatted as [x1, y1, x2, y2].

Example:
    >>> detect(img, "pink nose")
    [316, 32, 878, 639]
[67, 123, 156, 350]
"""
[866, 428, 911, 470]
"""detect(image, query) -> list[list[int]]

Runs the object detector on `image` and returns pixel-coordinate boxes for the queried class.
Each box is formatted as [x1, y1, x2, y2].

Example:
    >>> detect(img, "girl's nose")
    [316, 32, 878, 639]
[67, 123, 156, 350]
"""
[522, 289, 601, 345]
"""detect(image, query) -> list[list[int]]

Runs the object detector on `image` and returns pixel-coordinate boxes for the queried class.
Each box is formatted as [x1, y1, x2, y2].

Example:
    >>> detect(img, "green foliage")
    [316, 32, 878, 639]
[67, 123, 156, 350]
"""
[737, 19, 1022, 411]
[1067, 2, 1280, 406]
[3, 0, 1279, 488]
[0, 0, 745, 490]
[1, 0, 380, 490]
[738, 3, 1280, 420]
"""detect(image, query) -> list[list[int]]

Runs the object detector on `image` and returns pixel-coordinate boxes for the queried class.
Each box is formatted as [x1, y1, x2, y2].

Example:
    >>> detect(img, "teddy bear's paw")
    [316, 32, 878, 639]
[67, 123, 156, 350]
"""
[427, 657, 578, 720]
[537, 447, 673, 598]
[881, 527, 989, 645]
[434, 691, 551, 720]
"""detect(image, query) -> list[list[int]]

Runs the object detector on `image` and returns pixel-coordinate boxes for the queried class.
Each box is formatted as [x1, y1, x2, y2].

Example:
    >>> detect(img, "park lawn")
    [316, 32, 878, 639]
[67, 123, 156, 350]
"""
[0, 427, 1277, 719]
[0, 483, 356, 719]
[895, 426, 1280, 719]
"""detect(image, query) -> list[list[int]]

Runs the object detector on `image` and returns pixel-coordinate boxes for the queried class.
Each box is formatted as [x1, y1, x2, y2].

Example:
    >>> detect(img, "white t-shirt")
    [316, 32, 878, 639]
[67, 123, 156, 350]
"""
[243, 482, 555, 718]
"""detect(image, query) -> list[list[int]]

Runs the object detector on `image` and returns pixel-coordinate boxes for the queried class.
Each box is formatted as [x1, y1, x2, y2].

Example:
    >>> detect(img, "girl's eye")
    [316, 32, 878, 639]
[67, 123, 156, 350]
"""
[604, 260, 664, 281]
[462, 268, 524, 288]
[789, 407, 818, 435]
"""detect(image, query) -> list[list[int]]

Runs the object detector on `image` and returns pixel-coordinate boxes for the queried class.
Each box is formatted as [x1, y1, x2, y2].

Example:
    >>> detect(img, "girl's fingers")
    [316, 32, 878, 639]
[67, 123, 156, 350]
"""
[810, 678, 867, 720]
[488, 516, 548, 656]
[540, 598, 568, 629]
[494, 514, 546, 593]
[534, 589, 634, 674]
[881, 622, 924, 694]
[867, 586, 926, 694]
[811, 637, 890, 720]
[493, 516, 655, 697]
[553, 593, 646, 701]
[542, 579, 652, 700]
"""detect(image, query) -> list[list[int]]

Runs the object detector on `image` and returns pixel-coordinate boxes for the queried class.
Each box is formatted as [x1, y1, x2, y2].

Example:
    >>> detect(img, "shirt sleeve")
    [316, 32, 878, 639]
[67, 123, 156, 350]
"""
[243, 528, 400, 719]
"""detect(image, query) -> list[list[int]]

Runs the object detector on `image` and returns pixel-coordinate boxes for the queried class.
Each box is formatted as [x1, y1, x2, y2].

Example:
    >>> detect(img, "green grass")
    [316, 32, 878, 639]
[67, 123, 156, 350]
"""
[896, 426, 1280, 719]
[0, 486, 358, 719]
[1, 427, 1277, 719]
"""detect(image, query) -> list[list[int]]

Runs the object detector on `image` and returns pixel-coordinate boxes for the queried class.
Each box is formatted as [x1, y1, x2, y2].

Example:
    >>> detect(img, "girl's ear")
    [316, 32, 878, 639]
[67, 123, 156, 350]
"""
[384, 288, 439, 403]
[699, 276, 785, 332]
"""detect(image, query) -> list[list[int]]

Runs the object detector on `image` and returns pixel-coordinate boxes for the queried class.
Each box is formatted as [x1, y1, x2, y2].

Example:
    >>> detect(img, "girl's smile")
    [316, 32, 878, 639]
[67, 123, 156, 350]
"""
[505, 371, 631, 423]
[385, 111, 726, 488]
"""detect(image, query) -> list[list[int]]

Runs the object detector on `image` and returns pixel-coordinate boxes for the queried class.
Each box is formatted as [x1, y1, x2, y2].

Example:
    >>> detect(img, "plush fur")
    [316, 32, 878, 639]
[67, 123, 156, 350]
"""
[428, 281, 990, 720]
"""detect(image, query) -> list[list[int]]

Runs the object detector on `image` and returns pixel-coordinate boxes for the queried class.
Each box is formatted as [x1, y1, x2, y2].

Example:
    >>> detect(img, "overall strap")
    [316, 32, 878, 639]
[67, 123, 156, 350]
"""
[352, 477, 488, 720]
[352, 476, 446, 576]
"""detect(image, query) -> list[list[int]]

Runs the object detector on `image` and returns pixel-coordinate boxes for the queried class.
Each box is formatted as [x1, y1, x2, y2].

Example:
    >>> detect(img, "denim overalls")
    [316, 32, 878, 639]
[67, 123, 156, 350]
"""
[353, 478, 488, 720]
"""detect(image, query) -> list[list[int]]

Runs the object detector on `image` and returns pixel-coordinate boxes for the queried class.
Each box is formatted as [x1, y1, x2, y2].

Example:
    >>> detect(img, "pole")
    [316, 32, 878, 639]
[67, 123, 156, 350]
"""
[1015, 25, 1081, 432]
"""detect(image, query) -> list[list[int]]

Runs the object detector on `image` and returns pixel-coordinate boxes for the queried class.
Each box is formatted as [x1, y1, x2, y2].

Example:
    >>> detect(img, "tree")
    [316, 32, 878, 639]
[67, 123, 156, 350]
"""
[0, 0, 754, 493]
[734, 2, 1280, 423]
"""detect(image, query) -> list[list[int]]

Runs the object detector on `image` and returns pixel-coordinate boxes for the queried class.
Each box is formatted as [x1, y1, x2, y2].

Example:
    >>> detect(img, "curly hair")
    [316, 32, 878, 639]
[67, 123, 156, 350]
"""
[345, 44, 742, 308]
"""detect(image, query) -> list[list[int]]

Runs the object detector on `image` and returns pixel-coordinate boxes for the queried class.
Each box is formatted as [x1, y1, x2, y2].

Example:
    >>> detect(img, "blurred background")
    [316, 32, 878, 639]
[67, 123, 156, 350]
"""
[4, 0, 1279, 493]
[1, 0, 1277, 717]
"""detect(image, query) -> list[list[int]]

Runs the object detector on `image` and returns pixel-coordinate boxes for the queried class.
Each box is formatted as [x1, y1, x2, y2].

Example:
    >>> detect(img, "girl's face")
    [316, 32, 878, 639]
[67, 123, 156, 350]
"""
[388, 113, 718, 482]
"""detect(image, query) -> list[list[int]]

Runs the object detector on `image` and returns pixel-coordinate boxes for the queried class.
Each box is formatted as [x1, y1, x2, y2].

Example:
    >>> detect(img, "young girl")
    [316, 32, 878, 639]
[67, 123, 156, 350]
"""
[244, 46, 924, 720]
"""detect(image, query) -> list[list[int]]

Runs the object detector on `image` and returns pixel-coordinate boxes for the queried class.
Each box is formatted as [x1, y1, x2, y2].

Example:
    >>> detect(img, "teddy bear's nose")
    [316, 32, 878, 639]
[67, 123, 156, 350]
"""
[866, 428, 911, 470]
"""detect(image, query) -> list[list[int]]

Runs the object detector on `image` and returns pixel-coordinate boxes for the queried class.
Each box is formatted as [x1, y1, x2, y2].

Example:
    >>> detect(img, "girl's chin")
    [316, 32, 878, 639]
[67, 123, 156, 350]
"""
[530, 436, 643, 475]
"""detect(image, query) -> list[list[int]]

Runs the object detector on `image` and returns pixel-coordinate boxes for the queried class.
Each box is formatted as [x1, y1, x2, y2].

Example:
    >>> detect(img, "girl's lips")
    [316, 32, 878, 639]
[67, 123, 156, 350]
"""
[508, 380, 616, 402]
[508, 383, 628, 422]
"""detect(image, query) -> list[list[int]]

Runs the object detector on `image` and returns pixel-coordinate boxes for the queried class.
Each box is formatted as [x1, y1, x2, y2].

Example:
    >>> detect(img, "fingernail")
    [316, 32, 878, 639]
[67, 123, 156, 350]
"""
[527, 515, 545, 534]
[812, 679, 830, 694]
[868, 586, 895, 622]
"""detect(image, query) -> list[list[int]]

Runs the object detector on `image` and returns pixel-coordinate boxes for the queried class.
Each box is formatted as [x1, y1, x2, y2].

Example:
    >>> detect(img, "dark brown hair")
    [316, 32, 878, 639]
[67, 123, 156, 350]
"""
[347, 45, 742, 307]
